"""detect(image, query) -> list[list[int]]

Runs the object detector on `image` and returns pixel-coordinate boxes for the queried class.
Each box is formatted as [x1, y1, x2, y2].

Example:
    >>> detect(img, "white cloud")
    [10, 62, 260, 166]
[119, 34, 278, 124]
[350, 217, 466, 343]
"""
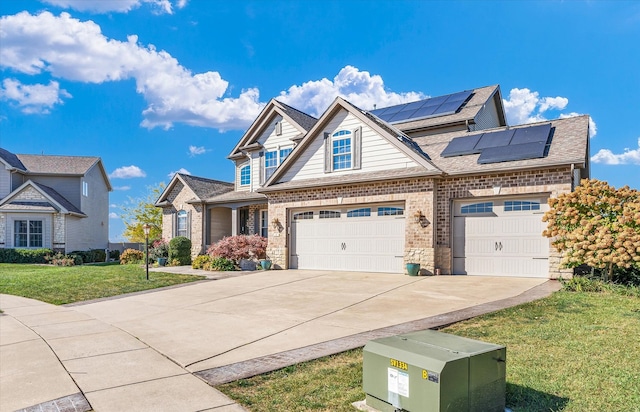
[503, 88, 597, 137]
[0, 11, 263, 130]
[188, 145, 207, 156]
[110, 203, 118, 208]
[277, 66, 425, 117]
[0, 78, 71, 114]
[109, 212, 119, 219]
[109, 165, 146, 179]
[42, 0, 180, 14]
[168, 168, 191, 178]
[113, 186, 132, 191]
[591, 137, 640, 165]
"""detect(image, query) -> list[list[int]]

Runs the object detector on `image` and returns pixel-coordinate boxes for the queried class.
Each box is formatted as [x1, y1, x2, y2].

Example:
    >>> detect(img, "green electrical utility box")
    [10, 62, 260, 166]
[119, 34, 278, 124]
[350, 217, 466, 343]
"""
[362, 330, 506, 412]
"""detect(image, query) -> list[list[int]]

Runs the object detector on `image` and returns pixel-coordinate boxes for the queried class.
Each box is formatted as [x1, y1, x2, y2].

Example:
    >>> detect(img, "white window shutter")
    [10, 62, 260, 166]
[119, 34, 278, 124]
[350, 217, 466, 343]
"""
[259, 151, 265, 185]
[353, 126, 362, 170]
[187, 211, 192, 239]
[172, 212, 176, 238]
[324, 132, 331, 173]
[275, 121, 282, 135]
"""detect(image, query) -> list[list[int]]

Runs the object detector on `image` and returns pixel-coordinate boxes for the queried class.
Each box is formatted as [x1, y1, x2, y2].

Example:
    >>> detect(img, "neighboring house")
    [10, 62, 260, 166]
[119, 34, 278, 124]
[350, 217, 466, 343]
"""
[159, 84, 590, 279]
[0, 148, 112, 253]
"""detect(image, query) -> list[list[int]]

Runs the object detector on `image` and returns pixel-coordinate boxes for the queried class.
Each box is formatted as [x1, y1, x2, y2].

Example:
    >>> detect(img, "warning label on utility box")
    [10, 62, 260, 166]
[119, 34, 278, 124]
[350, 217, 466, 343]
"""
[388, 368, 409, 398]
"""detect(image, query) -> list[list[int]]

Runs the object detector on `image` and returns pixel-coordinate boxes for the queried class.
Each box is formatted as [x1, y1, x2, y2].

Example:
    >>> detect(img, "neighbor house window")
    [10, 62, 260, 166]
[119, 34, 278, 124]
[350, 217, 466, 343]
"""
[260, 210, 268, 238]
[240, 165, 251, 186]
[504, 200, 540, 212]
[14, 220, 43, 248]
[461, 202, 493, 214]
[177, 210, 188, 237]
[265, 151, 278, 180]
[347, 208, 371, 217]
[332, 130, 352, 170]
[82, 181, 89, 197]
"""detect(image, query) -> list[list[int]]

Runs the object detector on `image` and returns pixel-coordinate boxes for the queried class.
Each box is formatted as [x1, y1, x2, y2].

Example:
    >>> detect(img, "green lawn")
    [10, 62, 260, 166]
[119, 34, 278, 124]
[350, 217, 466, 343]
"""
[219, 291, 640, 412]
[0, 263, 205, 305]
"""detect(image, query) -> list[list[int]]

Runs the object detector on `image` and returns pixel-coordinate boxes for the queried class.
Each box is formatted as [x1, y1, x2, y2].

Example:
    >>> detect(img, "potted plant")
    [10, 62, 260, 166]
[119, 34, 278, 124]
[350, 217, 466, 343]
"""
[406, 262, 421, 276]
[259, 258, 272, 270]
[151, 239, 169, 266]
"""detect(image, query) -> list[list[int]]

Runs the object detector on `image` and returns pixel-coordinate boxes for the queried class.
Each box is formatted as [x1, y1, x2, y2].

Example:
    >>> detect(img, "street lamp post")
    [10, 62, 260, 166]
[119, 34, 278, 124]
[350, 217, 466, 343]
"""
[143, 223, 151, 281]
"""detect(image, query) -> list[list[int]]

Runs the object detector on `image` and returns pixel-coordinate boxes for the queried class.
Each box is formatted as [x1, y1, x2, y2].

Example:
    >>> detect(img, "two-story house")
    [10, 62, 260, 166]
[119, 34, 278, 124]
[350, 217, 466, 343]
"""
[158, 84, 590, 279]
[0, 148, 112, 253]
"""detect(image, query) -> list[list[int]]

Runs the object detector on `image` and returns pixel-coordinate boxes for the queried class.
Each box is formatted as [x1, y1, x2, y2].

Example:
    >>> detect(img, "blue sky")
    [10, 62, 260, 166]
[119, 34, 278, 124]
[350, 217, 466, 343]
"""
[1, 0, 639, 242]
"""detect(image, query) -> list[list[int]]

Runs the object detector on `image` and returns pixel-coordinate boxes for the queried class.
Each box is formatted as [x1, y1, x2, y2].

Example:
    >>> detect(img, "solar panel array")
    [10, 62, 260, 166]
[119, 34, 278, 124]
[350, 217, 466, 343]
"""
[370, 90, 473, 124]
[441, 123, 552, 164]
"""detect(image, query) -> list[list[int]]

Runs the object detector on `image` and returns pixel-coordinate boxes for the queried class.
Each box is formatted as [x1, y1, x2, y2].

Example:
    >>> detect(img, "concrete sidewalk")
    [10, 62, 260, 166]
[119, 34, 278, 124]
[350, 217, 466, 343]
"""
[1, 270, 560, 411]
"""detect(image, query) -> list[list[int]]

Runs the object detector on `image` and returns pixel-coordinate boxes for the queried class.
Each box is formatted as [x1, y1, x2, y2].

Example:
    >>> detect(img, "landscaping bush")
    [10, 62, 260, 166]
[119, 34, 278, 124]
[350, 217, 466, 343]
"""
[91, 249, 107, 263]
[0, 248, 53, 263]
[208, 256, 236, 271]
[109, 249, 120, 260]
[120, 248, 144, 265]
[169, 236, 192, 265]
[150, 239, 169, 261]
[46, 252, 76, 267]
[192, 254, 211, 269]
[207, 235, 267, 263]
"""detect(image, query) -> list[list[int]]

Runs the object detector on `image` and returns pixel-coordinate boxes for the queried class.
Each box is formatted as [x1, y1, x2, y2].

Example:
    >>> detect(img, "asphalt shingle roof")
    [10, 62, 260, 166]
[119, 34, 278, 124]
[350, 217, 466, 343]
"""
[32, 182, 85, 215]
[0, 147, 27, 170]
[277, 100, 318, 131]
[16, 154, 99, 175]
[177, 174, 234, 200]
[204, 190, 267, 204]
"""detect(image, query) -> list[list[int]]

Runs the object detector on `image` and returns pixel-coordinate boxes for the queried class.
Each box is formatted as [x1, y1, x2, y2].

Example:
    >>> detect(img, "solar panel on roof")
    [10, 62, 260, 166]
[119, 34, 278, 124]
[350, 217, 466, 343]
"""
[441, 135, 483, 157]
[403, 100, 428, 111]
[478, 142, 547, 164]
[435, 101, 464, 115]
[369, 90, 473, 124]
[444, 90, 472, 103]
[510, 123, 552, 145]
[474, 129, 515, 150]
[412, 105, 438, 118]
[389, 109, 419, 122]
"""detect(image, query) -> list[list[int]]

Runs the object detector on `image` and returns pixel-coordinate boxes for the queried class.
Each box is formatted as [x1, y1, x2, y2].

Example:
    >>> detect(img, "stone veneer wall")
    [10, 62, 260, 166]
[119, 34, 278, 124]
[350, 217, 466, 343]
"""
[434, 166, 574, 278]
[266, 178, 435, 270]
[0, 214, 5, 247]
[160, 181, 204, 257]
[53, 213, 65, 252]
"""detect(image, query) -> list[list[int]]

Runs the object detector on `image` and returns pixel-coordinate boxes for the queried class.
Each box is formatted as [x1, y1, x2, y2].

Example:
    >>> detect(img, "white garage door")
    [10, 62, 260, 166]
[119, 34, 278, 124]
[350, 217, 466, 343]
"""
[453, 197, 549, 278]
[290, 205, 405, 273]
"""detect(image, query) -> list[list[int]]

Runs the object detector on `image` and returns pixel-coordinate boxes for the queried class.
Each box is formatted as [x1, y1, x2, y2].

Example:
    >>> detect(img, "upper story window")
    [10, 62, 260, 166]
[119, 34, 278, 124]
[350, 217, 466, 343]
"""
[332, 130, 352, 170]
[504, 200, 541, 212]
[461, 202, 493, 214]
[14, 220, 43, 248]
[177, 210, 188, 238]
[265, 151, 278, 181]
[280, 147, 292, 161]
[82, 181, 88, 197]
[240, 164, 251, 186]
[378, 206, 404, 216]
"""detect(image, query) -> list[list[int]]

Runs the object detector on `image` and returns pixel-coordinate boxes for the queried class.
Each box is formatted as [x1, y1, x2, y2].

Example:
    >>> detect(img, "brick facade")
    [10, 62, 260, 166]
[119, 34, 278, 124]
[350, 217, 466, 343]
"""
[160, 181, 205, 256]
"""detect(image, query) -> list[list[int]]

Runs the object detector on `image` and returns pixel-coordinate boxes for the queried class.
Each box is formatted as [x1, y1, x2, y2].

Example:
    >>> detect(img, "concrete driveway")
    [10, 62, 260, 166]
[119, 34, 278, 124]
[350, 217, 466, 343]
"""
[1, 270, 558, 411]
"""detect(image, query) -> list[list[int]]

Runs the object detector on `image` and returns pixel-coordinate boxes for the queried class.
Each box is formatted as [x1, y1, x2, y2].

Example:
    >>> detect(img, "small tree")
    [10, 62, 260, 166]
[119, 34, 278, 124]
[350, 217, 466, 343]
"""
[169, 236, 192, 265]
[207, 235, 267, 263]
[120, 182, 165, 243]
[542, 179, 640, 281]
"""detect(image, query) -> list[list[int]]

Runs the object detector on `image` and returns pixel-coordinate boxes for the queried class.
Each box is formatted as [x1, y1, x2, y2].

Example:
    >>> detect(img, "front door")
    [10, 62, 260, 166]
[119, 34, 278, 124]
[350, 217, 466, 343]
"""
[239, 209, 249, 235]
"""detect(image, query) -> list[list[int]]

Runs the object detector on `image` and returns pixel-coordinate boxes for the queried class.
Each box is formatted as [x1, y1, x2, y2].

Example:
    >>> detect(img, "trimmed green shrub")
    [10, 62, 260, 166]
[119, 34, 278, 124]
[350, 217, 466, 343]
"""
[120, 248, 144, 265]
[192, 254, 211, 269]
[0, 248, 53, 263]
[169, 237, 192, 266]
[208, 256, 236, 271]
[109, 249, 120, 260]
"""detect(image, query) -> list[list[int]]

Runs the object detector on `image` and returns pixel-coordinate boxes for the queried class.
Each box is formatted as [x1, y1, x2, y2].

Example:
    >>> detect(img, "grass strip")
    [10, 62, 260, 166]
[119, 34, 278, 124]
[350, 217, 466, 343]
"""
[0, 263, 205, 305]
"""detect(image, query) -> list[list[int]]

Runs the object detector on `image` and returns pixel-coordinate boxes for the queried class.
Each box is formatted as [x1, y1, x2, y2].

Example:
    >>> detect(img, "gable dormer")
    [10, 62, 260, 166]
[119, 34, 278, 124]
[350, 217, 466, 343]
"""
[228, 99, 317, 192]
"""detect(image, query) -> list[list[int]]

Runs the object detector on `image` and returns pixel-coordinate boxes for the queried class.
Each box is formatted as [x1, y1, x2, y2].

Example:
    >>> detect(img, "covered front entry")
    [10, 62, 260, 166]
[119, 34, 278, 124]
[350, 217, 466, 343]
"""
[452, 196, 550, 278]
[289, 204, 405, 273]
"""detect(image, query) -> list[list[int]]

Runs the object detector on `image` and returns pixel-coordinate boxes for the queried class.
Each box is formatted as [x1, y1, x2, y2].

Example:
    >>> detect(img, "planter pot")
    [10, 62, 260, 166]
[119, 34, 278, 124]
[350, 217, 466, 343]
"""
[406, 263, 421, 276]
[157, 257, 167, 266]
[260, 259, 272, 270]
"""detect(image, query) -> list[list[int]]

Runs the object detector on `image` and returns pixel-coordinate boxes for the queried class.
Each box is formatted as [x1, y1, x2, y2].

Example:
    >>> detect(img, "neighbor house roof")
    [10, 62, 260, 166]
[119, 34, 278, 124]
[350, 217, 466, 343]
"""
[0, 147, 26, 170]
[16, 154, 101, 175]
[0, 180, 86, 217]
[155, 173, 234, 206]
[413, 115, 590, 175]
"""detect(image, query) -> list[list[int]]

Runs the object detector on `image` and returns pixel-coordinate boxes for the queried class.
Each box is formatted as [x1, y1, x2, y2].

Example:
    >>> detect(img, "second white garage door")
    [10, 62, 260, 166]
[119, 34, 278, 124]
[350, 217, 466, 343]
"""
[290, 205, 405, 273]
[453, 197, 550, 278]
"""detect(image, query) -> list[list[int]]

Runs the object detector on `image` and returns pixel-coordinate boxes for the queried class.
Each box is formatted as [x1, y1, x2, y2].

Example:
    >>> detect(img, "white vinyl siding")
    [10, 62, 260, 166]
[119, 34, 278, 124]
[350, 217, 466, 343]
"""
[471, 98, 501, 131]
[279, 110, 418, 183]
[0, 168, 11, 198]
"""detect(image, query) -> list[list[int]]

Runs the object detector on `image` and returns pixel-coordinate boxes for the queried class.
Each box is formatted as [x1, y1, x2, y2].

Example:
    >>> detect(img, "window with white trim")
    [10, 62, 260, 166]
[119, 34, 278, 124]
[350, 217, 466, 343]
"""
[14, 220, 43, 248]
[378, 206, 404, 216]
[280, 147, 292, 162]
[177, 210, 188, 237]
[347, 208, 371, 217]
[82, 181, 88, 197]
[240, 164, 251, 186]
[504, 200, 541, 212]
[332, 130, 352, 170]
[461, 202, 493, 214]
[265, 151, 278, 181]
